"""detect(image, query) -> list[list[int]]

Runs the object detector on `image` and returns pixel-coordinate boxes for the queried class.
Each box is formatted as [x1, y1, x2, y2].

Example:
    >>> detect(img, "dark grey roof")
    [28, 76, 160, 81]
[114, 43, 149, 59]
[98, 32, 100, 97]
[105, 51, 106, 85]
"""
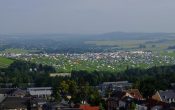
[31, 98, 47, 104]
[0, 88, 16, 94]
[48, 102, 82, 110]
[159, 90, 175, 101]
[12, 89, 27, 96]
[107, 91, 126, 101]
[0, 96, 30, 109]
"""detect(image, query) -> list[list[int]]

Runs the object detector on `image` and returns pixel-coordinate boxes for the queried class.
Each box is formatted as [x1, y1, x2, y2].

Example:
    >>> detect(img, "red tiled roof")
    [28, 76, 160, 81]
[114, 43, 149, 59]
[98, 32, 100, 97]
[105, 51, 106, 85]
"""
[79, 105, 99, 110]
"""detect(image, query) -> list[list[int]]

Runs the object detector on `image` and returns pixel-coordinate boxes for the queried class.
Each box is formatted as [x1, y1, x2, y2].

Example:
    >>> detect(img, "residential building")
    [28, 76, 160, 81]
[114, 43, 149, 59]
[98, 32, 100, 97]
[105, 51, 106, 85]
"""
[107, 89, 144, 110]
[119, 96, 147, 110]
[125, 89, 144, 100]
[12, 89, 27, 97]
[30, 98, 47, 110]
[152, 90, 175, 103]
[99, 81, 132, 96]
[27, 87, 52, 98]
[0, 88, 15, 103]
[107, 91, 126, 110]
[144, 99, 168, 110]
[49, 73, 71, 77]
[0, 96, 30, 110]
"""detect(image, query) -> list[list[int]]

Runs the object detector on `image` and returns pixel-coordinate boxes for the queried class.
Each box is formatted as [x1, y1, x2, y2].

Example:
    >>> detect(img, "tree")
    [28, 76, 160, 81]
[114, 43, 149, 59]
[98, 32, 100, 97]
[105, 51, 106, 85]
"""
[59, 81, 69, 96]
[138, 77, 156, 98]
[130, 102, 136, 110]
[53, 86, 62, 102]
[67, 80, 78, 100]
[99, 103, 105, 110]
[54, 89, 62, 102]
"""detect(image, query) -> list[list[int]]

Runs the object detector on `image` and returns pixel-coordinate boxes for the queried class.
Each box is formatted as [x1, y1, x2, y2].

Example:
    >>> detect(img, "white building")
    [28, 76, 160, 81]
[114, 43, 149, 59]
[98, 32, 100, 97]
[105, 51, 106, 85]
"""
[27, 87, 52, 98]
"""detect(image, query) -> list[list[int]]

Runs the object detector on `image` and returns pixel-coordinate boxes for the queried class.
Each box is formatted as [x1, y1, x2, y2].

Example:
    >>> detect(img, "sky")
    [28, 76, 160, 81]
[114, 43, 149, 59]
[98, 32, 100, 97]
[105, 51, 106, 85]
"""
[0, 0, 175, 34]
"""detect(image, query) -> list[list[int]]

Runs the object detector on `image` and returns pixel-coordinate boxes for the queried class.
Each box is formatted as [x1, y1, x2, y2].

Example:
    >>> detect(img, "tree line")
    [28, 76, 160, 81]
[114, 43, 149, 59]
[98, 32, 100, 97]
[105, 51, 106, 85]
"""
[1, 60, 175, 101]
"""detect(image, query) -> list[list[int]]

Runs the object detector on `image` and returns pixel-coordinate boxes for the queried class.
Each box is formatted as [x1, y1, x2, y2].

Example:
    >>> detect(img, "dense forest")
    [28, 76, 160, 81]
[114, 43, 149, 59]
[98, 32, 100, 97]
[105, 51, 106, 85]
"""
[72, 65, 175, 97]
[0, 60, 175, 99]
[0, 60, 56, 87]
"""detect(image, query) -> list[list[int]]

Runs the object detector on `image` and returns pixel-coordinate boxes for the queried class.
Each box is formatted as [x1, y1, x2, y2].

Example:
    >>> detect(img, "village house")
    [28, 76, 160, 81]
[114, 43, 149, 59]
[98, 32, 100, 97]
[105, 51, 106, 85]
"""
[47, 102, 80, 110]
[0, 88, 16, 103]
[49, 73, 71, 77]
[12, 89, 27, 97]
[99, 81, 132, 96]
[27, 87, 52, 98]
[107, 89, 144, 110]
[152, 90, 175, 103]
[125, 89, 144, 100]
[0, 96, 48, 110]
[144, 98, 168, 110]
[107, 91, 126, 110]
[119, 96, 147, 110]
[30, 98, 47, 110]
[0, 96, 30, 110]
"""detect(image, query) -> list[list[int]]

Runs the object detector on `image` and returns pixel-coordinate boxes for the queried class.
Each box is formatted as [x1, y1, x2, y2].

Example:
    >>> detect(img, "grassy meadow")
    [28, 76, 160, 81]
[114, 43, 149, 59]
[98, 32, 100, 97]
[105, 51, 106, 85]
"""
[0, 57, 14, 68]
[85, 39, 175, 51]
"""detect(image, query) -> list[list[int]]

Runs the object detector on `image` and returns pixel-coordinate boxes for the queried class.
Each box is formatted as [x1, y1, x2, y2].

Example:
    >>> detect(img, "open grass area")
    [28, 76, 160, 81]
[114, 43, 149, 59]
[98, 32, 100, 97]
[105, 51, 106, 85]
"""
[85, 40, 146, 48]
[0, 57, 14, 68]
[0, 48, 41, 54]
[18, 51, 175, 73]
[0, 48, 29, 54]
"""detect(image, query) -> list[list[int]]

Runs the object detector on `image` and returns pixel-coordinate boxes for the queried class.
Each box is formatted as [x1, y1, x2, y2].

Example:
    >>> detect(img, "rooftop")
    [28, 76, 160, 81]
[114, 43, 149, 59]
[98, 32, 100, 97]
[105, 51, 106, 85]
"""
[159, 90, 175, 101]
[126, 89, 144, 100]
[0, 96, 30, 109]
[27, 87, 52, 90]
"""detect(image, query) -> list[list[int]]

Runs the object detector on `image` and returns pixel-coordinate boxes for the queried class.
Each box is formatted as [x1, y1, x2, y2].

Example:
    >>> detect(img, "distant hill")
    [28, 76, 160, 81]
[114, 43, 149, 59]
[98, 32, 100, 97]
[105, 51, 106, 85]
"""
[0, 32, 175, 53]
[91, 32, 175, 40]
[1, 32, 175, 41]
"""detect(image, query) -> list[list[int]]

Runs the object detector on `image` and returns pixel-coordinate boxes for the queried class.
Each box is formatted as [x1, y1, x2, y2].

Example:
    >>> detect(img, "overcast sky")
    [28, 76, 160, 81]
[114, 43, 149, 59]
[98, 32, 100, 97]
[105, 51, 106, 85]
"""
[0, 0, 175, 34]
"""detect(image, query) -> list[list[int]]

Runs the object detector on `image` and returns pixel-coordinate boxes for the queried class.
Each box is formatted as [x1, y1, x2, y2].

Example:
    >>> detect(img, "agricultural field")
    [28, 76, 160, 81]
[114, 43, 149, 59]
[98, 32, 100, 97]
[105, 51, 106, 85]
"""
[85, 40, 146, 48]
[0, 48, 42, 54]
[0, 34, 175, 72]
[0, 48, 29, 54]
[85, 39, 175, 51]
[0, 57, 14, 68]
[12, 51, 175, 73]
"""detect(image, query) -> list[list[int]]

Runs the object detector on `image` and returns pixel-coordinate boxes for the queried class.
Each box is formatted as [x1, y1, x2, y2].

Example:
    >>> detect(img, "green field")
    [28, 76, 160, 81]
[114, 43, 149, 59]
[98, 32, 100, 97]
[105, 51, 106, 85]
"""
[85, 40, 146, 47]
[85, 39, 175, 51]
[17, 51, 175, 73]
[1, 38, 175, 72]
[0, 48, 41, 54]
[0, 57, 14, 68]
